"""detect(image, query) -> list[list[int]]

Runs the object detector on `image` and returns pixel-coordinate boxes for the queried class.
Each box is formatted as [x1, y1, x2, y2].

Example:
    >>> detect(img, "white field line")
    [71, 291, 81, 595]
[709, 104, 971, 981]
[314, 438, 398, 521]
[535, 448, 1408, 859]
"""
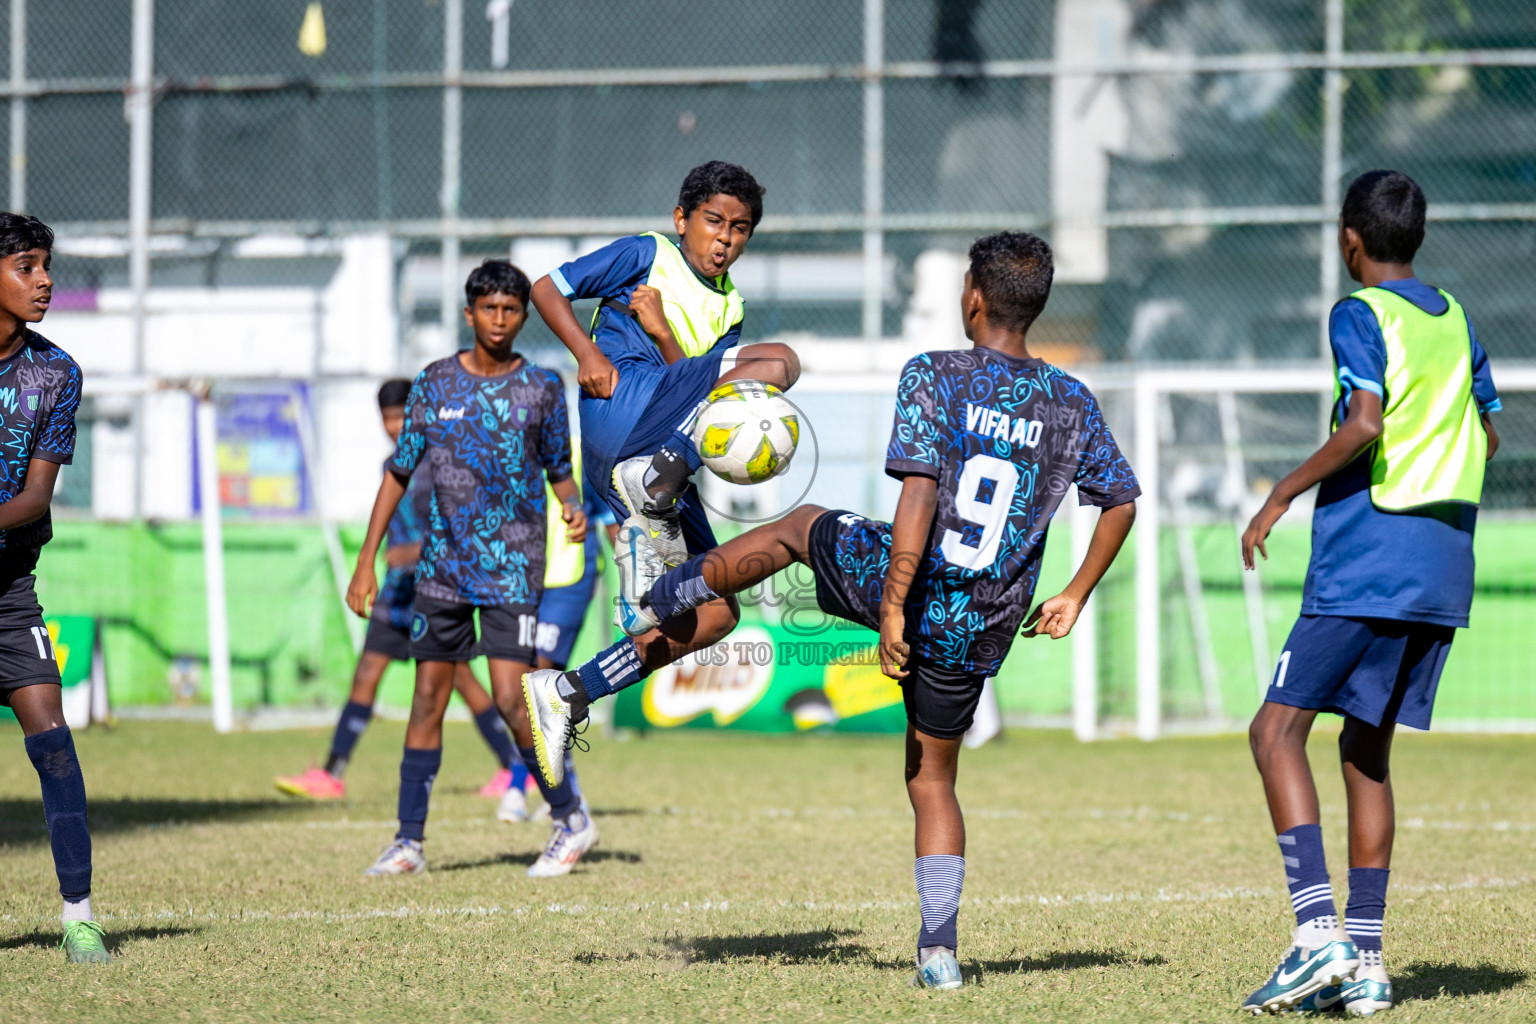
[119, 805, 1536, 835]
[2, 876, 1532, 933]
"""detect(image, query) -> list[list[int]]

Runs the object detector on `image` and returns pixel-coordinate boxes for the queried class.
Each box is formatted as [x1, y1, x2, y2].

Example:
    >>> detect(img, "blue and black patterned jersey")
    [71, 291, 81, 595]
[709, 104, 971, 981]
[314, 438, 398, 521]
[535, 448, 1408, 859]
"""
[375, 460, 435, 629]
[390, 354, 573, 606]
[882, 347, 1138, 674]
[0, 332, 80, 555]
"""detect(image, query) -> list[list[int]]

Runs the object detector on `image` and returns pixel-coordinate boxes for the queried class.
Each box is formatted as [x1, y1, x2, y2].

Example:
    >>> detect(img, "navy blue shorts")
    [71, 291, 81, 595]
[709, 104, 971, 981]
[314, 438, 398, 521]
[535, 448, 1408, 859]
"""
[1265, 615, 1455, 731]
[535, 562, 600, 668]
[806, 509, 990, 740]
[362, 615, 412, 662]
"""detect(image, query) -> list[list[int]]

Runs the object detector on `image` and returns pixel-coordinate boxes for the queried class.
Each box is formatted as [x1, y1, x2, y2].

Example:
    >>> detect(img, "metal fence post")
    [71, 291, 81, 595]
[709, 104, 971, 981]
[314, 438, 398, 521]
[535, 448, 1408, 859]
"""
[1134, 372, 1161, 740]
[861, 0, 884, 342]
[129, 0, 155, 519]
[440, 0, 463, 353]
[1318, 0, 1344, 361]
[8, 0, 25, 213]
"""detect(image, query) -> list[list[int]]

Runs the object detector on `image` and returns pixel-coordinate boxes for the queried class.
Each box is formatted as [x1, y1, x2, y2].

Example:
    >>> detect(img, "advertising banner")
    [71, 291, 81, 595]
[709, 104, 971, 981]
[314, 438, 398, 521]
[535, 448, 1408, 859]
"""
[612, 621, 908, 733]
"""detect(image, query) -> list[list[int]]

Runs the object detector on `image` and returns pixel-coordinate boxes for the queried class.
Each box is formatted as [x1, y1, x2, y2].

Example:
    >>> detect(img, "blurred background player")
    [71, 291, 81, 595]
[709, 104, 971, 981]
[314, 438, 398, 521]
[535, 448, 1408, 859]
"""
[526, 232, 1140, 989]
[0, 214, 108, 963]
[347, 259, 594, 879]
[274, 379, 532, 823]
[1238, 171, 1501, 1016]
[525, 161, 803, 722]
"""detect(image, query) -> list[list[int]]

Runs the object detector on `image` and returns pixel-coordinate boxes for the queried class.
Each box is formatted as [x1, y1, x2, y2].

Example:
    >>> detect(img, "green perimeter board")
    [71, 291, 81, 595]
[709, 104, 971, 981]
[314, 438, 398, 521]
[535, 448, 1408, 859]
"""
[28, 518, 1536, 726]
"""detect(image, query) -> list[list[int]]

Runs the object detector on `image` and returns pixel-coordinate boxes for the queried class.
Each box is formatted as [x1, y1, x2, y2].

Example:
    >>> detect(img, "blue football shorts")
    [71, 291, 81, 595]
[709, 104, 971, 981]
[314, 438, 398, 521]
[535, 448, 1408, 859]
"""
[1265, 614, 1455, 730]
[535, 557, 600, 668]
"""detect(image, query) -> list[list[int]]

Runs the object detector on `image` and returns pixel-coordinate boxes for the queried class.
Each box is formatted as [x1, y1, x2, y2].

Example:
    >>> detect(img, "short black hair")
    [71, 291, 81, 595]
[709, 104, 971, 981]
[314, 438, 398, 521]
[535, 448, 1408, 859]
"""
[464, 258, 530, 306]
[377, 378, 412, 409]
[0, 213, 53, 260]
[968, 231, 1055, 332]
[1341, 170, 1426, 263]
[678, 161, 766, 232]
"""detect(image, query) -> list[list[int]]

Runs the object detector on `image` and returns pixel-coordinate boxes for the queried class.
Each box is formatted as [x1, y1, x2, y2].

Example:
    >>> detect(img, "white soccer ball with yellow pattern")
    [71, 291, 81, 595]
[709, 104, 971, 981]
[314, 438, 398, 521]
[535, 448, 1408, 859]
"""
[690, 381, 800, 485]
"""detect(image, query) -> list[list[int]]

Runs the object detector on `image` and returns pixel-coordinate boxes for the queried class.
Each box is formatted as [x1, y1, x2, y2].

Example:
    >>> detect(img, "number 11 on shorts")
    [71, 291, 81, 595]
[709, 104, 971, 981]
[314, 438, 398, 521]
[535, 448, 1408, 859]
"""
[30, 625, 54, 661]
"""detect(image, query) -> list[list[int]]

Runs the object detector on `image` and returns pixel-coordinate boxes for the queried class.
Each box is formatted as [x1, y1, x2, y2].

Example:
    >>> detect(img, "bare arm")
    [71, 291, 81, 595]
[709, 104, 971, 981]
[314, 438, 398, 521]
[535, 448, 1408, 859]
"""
[1484, 413, 1499, 461]
[878, 474, 938, 679]
[346, 471, 408, 617]
[549, 474, 587, 543]
[1024, 499, 1136, 639]
[530, 275, 620, 398]
[1242, 390, 1384, 569]
[0, 458, 61, 532]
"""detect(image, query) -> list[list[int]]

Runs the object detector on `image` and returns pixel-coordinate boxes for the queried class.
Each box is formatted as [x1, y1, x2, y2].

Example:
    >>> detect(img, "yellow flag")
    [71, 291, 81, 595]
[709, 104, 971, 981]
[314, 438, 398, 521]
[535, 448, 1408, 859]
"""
[298, 3, 327, 58]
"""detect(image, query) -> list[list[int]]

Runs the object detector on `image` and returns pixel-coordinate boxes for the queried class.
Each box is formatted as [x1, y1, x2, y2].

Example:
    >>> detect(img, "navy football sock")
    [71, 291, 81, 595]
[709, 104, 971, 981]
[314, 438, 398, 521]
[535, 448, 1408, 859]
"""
[395, 747, 441, 842]
[25, 726, 92, 901]
[518, 746, 580, 820]
[662, 428, 703, 473]
[1278, 823, 1338, 930]
[324, 701, 372, 777]
[645, 553, 719, 621]
[472, 707, 516, 770]
[575, 639, 646, 702]
[1345, 867, 1389, 964]
[914, 855, 964, 956]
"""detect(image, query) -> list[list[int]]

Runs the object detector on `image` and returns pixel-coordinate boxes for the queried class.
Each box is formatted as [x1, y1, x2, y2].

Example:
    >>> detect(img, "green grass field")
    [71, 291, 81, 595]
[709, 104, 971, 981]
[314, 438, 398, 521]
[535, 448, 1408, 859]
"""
[3, 721, 1534, 1022]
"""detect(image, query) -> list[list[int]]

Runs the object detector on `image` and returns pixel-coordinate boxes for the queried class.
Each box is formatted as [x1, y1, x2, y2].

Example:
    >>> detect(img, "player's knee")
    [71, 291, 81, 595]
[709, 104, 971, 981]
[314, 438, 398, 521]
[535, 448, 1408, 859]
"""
[696, 598, 740, 645]
[781, 505, 827, 561]
[1339, 717, 1391, 783]
[1248, 707, 1293, 764]
[740, 342, 800, 391]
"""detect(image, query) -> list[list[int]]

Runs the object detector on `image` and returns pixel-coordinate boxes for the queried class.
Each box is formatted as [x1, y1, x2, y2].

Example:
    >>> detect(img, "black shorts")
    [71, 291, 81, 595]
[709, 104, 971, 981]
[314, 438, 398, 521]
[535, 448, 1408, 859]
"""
[0, 570, 61, 707]
[806, 509, 988, 739]
[409, 594, 538, 664]
[363, 615, 413, 662]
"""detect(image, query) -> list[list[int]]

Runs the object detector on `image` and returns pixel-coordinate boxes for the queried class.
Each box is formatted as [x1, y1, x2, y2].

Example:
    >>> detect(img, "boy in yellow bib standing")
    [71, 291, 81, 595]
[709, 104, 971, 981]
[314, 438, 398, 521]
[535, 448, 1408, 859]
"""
[1238, 170, 1501, 1015]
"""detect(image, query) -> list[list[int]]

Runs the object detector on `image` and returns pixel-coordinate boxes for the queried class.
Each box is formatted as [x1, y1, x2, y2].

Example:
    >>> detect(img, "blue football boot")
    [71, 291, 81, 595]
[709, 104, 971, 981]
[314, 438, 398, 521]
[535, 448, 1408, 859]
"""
[1338, 963, 1392, 1016]
[1242, 925, 1359, 1015]
[912, 948, 963, 991]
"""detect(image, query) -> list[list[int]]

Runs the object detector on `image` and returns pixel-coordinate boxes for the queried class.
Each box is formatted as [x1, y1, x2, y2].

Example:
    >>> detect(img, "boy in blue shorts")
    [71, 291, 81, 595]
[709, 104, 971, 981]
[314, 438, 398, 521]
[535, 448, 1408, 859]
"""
[347, 260, 596, 879]
[527, 232, 1140, 988]
[1239, 170, 1501, 1015]
[0, 214, 108, 964]
[527, 162, 801, 721]
[276, 379, 530, 822]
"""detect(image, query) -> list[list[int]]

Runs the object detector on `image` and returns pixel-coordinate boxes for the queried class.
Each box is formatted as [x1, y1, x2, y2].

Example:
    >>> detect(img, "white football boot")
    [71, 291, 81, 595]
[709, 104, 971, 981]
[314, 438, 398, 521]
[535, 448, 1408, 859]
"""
[526, 805, 599, 878]
[363, 838, 426, 876]
[613, 518, 664, 636]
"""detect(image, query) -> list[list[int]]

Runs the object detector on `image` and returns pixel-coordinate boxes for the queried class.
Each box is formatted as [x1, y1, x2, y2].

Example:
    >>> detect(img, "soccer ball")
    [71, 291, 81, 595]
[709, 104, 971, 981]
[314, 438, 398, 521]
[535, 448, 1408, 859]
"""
[690, 381, 800, 485]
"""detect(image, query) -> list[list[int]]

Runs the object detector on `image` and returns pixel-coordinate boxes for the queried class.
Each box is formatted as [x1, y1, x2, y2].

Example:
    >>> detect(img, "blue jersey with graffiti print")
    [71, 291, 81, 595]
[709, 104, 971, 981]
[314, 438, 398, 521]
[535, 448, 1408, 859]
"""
[0, 332, 80, 556]
[881, 347, 1139, 674]
[390, 354, 573, 606]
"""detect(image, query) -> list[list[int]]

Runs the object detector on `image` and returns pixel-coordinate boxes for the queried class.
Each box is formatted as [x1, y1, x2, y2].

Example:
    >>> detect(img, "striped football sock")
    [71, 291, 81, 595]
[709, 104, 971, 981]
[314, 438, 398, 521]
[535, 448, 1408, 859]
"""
[1278, 824, 1339, 943]
[1345, 867, 1388, 966]
[914, 854, 965, 956]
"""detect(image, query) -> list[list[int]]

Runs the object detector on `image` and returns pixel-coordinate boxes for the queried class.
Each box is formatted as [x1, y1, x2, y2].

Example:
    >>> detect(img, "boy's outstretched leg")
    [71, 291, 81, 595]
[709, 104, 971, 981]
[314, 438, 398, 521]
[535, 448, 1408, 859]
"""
[613, 344, 801, 566]
[12, 683, 108, 963]
[906, 725, 965, 991]
[365, 661, 455, 876]
[523, 506, 824, 784]
[489, 659, 597, 878]
[276, 649, 394, 800]
[1242, 702, 1359, 1014]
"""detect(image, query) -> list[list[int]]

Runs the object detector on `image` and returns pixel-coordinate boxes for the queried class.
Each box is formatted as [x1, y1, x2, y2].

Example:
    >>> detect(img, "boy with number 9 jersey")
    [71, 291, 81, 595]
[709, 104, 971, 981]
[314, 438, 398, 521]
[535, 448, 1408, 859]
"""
[524, 232, 1140, 986]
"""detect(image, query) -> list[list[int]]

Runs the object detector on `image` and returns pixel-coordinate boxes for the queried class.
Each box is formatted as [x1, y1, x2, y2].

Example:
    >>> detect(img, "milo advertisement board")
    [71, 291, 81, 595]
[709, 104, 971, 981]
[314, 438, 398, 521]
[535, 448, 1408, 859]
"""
[612, 621, 907, 733]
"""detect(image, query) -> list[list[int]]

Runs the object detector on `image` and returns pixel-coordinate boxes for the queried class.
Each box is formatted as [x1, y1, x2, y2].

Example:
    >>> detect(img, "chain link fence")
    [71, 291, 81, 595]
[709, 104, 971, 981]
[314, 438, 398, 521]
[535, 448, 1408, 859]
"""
[12, 1, 1536, 725]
